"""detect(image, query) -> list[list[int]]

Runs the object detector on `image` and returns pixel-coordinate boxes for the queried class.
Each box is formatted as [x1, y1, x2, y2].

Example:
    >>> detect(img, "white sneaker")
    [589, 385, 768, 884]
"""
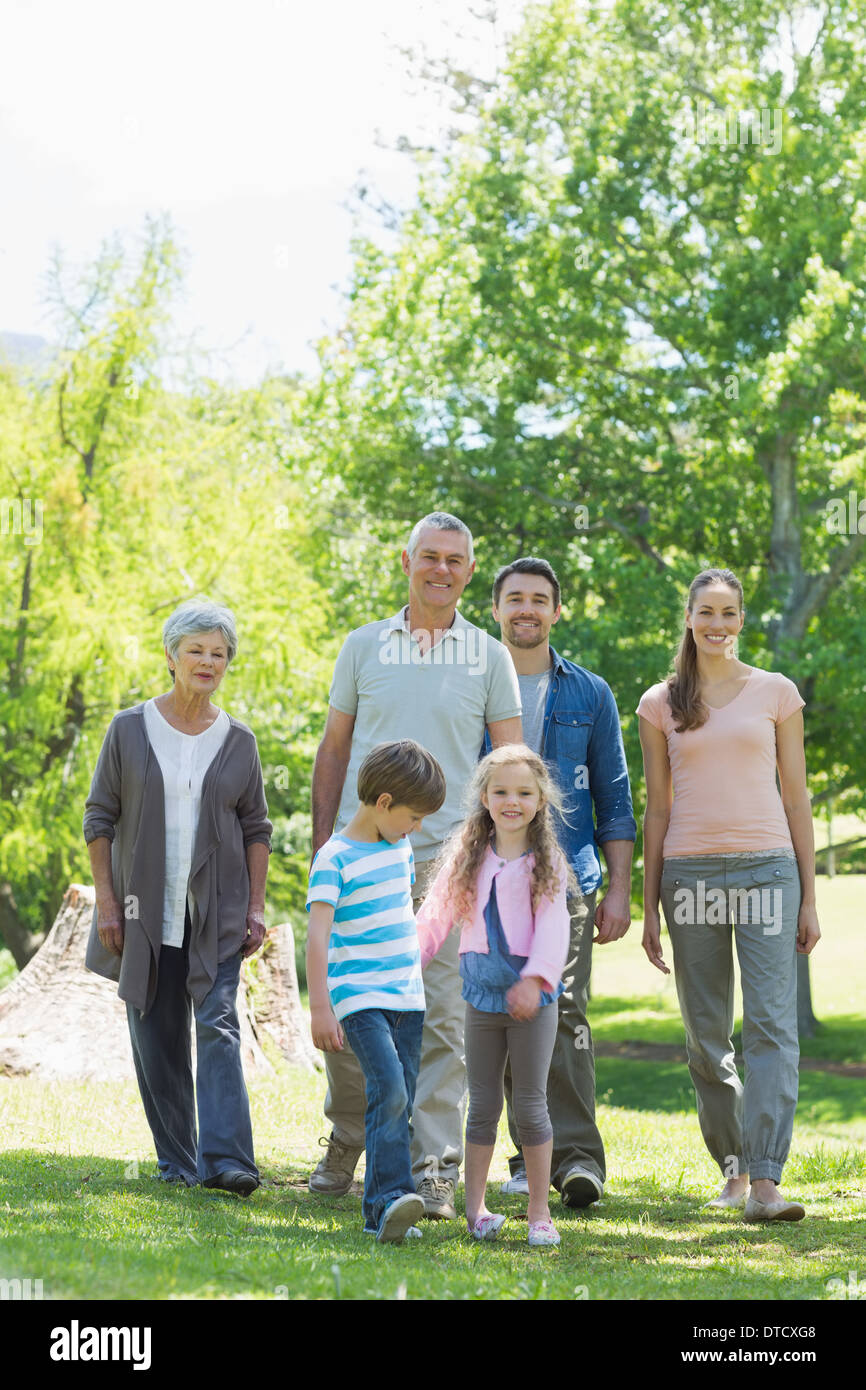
[500, 1169, 530, 1196]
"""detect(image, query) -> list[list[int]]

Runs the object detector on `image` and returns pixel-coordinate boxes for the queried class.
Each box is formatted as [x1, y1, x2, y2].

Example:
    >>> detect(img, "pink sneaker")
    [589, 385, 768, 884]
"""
[469, 1213, 507, 1241]
[528, 1219, 561, 1247]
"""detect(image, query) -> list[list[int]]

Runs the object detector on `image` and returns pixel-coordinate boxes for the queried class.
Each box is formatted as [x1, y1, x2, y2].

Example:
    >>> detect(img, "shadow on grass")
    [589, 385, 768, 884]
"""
[1, 1149, 863, 1301]
[596, 1058, 866, 1124]
[593, 996, 866, 1066]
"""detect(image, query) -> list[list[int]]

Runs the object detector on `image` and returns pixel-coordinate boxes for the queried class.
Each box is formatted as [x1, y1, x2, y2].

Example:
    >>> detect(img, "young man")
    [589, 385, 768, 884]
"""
[306, 740, 446, 1243]
[309, 512, 523, 1218]
[489, 557, 636, 1208]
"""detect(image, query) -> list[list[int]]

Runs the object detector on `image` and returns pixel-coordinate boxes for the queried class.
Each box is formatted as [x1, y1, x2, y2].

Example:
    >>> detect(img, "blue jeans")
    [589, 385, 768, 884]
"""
[341, 1008, 424, 1232]
[126, 940, 258, 1185]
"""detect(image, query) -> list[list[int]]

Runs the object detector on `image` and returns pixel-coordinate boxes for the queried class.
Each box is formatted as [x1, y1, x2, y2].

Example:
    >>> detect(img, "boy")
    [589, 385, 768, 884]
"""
[306, 739, 446, 1243]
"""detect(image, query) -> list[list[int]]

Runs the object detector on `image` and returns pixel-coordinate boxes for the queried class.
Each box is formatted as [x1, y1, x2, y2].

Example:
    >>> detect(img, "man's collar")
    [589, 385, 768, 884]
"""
[388, 605, 467, 639]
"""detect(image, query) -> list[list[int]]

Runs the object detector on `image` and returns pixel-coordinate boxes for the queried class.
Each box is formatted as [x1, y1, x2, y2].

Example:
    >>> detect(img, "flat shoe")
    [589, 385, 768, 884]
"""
[202, 1170, 259, 1197]
[744, 1195, 805, 1222]
[705, 1189, 748, 1210]
[469, 1213, 506, 1241]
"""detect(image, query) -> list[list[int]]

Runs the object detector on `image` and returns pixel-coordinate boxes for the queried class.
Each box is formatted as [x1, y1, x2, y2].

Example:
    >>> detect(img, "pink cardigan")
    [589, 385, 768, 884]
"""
[416, 846, 570, 993]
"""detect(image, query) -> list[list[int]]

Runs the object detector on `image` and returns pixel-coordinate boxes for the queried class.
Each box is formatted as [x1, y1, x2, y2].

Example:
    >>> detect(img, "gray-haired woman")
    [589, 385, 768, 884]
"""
[84, 600, 272, 1195]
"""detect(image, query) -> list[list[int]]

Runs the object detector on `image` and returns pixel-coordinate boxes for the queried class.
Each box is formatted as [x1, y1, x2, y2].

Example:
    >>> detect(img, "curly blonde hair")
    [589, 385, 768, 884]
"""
[433, 744, 578, 921]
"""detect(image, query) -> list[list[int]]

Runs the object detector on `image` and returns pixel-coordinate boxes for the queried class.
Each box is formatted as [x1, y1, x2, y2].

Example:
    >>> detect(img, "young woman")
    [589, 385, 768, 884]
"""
[637, 568, 820, 1221]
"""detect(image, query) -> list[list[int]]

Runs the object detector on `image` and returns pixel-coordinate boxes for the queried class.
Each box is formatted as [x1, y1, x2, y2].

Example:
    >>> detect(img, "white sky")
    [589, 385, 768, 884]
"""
[0, 0, 527, 382]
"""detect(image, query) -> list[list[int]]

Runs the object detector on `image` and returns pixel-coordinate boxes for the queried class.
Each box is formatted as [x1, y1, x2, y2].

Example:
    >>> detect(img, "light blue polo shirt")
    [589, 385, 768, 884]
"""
[329, 607, 522, 861]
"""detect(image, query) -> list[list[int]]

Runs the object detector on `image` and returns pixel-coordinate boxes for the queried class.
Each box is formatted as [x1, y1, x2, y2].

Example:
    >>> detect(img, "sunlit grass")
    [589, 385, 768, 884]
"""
[2, 1060, 863, 1301]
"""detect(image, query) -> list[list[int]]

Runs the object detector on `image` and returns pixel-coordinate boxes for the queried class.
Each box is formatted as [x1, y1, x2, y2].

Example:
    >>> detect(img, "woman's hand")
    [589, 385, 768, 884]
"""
[642, 912, 670, 975]
[242, 907, 266, 959]
[311, 1005, 344, 1052]
[796, 903, 821, 955]
[507, 977, 543, 1021]
[97, 898, 125, 957]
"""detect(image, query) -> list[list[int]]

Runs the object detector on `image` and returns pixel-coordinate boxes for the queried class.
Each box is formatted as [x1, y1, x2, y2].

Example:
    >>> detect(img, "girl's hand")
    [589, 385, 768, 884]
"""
[796, 903, 821, 955]
[507, 977, 542, 1021]
[642, 916, 670, 975]
[311, 1006, 344, 1052]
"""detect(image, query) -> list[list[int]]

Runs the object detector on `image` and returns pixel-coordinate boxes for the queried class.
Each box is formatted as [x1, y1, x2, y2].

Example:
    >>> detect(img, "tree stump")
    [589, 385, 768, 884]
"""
[0, 884, 319, 1080]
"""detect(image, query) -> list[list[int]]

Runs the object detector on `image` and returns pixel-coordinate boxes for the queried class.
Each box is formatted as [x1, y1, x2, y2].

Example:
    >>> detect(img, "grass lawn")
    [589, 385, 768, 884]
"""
[0, 876, 863, 1301]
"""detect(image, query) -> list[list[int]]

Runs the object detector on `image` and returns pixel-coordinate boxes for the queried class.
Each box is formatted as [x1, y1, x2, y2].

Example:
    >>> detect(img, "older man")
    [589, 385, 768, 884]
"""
[308, 512, 522, 1218]
[489, 556, 636, 1207]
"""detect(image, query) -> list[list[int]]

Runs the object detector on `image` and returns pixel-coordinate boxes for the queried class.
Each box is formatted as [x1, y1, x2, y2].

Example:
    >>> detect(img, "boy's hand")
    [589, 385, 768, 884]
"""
[506, 977, 543, 1021]
[311, 1005, 344, 1052]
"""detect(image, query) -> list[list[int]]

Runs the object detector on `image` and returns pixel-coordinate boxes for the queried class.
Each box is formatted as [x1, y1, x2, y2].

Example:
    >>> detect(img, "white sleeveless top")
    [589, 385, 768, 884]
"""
[143, 699, 230, 946]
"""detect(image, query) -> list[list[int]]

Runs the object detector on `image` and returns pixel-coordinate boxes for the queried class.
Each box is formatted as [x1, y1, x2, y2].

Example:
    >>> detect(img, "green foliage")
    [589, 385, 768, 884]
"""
[0, 223, 334, 948]
[308, 0, 866, 812]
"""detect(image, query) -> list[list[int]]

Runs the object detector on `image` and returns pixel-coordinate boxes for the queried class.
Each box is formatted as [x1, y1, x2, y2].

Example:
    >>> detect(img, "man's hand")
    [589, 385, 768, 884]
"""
[594, 886, 631, 944]
[311, 1005, 345, 1052]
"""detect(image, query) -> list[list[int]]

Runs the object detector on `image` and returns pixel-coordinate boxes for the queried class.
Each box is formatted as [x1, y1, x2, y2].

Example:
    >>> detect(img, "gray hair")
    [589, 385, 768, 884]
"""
[406, 511, 475, 564]
[162, 600, 239, 673]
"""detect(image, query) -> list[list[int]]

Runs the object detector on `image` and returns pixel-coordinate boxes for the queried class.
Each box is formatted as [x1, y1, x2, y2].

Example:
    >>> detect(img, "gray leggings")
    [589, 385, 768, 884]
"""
[464, 1000, 558, 1148]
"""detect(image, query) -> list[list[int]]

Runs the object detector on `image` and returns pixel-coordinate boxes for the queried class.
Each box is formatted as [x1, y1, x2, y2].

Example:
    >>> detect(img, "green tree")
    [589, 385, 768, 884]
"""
[307, 0, 866, 1033]
[0, 223, 333, 967]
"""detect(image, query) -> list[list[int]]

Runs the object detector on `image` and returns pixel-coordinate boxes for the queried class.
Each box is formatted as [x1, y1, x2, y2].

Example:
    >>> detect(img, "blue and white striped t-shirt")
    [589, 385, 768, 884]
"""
[305, 834, 425, 1022]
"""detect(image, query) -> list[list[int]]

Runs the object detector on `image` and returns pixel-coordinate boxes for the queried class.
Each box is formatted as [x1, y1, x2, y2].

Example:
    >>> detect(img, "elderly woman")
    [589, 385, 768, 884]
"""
[84, 600, 271, 1195]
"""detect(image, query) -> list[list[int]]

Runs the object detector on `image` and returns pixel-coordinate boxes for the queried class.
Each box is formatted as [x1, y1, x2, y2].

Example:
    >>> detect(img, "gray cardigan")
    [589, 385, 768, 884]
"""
[83, 703, 272, 1016]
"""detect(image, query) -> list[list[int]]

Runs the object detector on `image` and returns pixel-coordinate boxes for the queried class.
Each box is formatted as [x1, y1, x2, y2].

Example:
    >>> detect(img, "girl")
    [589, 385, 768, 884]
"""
[416, 745, 574, 1246]
[637, 568, 820, 1222]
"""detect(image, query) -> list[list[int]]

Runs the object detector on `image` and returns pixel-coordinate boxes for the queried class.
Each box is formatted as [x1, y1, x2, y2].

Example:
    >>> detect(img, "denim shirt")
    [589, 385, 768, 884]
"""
[460, 877, 563, 1013]
[483, 647, 636, 895]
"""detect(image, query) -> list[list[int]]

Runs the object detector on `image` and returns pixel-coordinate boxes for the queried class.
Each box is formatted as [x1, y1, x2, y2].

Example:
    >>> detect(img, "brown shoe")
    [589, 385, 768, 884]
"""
[308, 1133, 363, 1195]
[417, 1175, 457, 1220]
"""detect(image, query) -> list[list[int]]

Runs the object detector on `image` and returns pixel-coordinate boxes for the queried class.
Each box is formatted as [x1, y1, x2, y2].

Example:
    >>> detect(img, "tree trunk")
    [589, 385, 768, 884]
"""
[0, 884, 319, 1080]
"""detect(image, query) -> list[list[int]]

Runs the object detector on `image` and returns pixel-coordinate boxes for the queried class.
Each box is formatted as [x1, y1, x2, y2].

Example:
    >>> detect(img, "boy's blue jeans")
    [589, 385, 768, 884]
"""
[341, 1008, 424, 1232]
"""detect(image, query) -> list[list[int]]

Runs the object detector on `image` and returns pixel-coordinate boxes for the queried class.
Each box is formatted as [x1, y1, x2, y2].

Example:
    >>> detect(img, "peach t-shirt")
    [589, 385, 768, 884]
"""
[636, 667, 805, 857]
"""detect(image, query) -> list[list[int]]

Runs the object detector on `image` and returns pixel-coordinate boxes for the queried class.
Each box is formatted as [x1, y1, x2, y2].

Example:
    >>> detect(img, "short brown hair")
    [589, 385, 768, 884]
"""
[492, 556, 561, 609]
[357, 739, 447, 813]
